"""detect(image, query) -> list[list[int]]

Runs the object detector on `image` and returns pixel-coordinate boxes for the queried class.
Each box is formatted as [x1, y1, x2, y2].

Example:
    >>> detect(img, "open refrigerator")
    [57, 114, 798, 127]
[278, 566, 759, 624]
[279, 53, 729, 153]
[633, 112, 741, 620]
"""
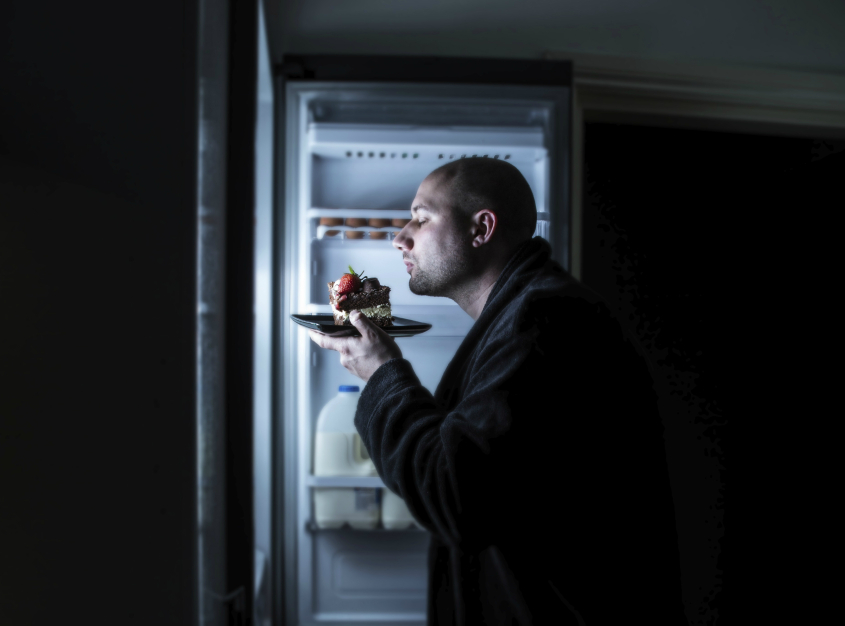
[262, 55, 572, 626]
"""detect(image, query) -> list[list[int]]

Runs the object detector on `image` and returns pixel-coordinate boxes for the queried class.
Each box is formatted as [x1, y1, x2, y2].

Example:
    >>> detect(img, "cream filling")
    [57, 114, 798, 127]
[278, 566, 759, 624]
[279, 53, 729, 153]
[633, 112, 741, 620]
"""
[341, 303, 391, 321]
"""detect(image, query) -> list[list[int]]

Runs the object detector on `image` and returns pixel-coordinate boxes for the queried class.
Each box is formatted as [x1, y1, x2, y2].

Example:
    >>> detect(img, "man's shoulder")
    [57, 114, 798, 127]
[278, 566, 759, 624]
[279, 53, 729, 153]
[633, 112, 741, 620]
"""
[501, 260, 611, 330]
[490, 265, 653, 387]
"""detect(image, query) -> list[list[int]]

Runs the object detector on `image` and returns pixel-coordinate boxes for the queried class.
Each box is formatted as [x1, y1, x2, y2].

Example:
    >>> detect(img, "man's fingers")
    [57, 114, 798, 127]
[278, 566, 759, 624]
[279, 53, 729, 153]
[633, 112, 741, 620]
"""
[349, 310, 379, 338]
[309, 330, 344, 351]
[308, 330, 326, 348]
[309, 310, 401, 381]
[323, 328, 358, 337]
[349, 310, 367, 328]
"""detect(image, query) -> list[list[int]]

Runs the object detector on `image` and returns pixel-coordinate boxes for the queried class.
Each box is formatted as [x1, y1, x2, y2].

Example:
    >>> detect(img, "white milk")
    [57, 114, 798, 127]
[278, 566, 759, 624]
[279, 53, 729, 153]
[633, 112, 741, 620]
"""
[381, 488, 423, 530]
[313, 386, 379, 529]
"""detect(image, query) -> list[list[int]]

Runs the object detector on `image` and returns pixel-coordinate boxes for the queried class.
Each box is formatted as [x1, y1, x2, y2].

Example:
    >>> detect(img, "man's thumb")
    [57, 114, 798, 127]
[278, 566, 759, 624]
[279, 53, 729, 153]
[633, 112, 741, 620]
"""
[349, 310, 370, 329]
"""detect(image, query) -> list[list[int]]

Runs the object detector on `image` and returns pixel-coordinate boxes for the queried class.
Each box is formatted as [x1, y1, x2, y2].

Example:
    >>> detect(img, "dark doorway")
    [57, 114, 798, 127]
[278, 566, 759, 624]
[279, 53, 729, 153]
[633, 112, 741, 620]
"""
[581, 122, 842, 625]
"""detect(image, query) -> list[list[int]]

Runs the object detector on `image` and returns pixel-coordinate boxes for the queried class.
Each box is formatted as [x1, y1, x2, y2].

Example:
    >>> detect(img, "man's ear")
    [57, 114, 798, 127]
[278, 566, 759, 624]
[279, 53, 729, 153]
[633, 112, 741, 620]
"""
[471, 210, 497, 248]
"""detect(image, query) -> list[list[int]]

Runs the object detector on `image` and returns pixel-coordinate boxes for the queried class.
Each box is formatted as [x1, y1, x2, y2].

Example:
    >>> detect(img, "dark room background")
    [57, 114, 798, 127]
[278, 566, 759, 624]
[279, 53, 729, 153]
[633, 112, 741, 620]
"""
[581, 122, 843, 623]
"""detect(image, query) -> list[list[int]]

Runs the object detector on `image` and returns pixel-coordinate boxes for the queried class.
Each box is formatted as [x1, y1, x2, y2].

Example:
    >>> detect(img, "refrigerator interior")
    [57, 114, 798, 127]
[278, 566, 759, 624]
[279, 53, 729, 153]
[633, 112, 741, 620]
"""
[281, 84, 567, 625]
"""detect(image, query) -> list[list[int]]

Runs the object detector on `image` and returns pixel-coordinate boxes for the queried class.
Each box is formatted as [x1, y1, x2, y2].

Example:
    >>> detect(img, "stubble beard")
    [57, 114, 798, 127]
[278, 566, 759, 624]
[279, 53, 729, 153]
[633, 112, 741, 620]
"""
[408, 237, 475, 300]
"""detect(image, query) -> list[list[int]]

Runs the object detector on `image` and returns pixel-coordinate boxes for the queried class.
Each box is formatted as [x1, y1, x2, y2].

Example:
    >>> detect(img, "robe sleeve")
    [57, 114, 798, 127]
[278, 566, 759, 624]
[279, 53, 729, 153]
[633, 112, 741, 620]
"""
[354, 297, 576, 549]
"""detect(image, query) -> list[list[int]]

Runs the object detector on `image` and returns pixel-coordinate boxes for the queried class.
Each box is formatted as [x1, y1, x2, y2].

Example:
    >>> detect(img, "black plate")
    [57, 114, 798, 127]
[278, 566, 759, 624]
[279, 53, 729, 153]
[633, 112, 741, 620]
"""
[291, 314, 432, 337]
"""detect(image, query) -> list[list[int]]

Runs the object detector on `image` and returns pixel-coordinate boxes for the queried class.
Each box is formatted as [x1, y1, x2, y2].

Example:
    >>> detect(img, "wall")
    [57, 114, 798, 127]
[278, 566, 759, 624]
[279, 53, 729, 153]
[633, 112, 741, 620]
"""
[266, 0, 845, 73]
[0, 1, 198, 624]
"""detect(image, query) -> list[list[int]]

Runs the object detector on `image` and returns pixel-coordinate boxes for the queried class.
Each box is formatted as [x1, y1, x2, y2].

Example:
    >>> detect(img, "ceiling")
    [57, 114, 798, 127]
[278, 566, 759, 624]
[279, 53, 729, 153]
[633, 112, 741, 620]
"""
[263, 0, 845, 76]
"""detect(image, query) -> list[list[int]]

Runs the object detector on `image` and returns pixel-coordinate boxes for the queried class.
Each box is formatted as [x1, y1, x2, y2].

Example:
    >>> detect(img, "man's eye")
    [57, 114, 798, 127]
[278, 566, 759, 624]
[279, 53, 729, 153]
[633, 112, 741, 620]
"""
[417, 219, 427, 226]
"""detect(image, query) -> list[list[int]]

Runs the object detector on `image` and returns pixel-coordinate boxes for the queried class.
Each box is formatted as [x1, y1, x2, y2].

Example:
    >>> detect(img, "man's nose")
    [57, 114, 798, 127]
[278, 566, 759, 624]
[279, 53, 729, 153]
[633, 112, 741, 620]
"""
[392, 224, 412, 251]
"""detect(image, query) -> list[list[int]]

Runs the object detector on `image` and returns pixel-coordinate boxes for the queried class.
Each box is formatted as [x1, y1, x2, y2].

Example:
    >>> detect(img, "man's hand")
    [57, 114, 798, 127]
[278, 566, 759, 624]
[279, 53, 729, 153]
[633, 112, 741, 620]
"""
[308, 311, 403, 382]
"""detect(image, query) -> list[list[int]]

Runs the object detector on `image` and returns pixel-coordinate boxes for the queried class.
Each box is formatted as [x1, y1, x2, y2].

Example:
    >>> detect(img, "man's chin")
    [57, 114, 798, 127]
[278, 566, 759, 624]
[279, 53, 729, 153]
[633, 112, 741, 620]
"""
[408, 278, 434, 297]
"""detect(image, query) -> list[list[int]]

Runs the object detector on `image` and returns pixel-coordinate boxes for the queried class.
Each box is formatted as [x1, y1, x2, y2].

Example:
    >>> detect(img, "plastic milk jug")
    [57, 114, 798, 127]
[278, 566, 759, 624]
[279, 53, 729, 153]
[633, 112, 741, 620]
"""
[313, 386, 380, 529]
[381, 488, 424, 530]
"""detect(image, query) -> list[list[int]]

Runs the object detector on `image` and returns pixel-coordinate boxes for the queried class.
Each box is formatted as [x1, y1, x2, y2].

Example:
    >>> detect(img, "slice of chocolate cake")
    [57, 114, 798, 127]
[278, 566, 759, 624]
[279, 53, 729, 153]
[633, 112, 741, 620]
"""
[328, 276, 393, 328]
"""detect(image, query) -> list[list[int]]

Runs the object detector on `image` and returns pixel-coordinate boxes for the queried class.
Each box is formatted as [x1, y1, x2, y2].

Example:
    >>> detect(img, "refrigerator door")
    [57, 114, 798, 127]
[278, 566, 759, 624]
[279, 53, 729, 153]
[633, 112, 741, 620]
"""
[277, 55, 571, 626]
[254, 2, 274, 625]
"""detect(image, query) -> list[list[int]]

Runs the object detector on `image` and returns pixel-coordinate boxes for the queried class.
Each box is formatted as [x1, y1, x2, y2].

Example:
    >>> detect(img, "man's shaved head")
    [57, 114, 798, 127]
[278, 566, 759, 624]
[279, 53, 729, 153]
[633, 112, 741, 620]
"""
[394, 158, 538, 314]
[429, 157, 537, 247]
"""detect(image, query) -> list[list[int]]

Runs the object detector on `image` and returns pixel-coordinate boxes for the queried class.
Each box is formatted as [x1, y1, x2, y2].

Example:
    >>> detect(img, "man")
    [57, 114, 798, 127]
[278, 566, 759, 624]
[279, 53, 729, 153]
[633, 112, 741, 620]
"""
[309, 158, 686, 625]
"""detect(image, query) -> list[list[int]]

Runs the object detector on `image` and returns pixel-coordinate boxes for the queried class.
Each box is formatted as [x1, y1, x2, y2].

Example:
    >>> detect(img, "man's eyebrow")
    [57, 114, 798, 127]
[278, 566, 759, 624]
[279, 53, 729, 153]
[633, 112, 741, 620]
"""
[411, 204, 437, 215]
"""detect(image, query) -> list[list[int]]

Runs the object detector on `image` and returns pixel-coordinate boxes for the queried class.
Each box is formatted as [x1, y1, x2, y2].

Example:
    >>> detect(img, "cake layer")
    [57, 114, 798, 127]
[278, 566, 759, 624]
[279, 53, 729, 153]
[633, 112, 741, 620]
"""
[332, 303, 393, 326]
[332, 312, 394, 328]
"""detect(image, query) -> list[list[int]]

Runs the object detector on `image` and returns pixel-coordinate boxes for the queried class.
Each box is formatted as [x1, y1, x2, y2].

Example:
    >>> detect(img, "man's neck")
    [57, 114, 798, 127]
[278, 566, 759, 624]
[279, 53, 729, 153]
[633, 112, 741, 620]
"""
[452, 263, 506, 321]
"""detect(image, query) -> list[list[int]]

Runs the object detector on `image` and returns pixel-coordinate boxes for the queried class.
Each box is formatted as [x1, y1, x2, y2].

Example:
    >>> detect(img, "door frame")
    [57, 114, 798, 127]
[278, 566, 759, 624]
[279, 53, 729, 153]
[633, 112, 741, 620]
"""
[547, 51, 845, 280]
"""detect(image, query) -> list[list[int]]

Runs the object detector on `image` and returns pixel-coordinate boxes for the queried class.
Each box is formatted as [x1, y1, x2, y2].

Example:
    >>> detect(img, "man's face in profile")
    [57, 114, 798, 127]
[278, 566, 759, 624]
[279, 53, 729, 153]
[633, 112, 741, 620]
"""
[393, 174, 473, 298]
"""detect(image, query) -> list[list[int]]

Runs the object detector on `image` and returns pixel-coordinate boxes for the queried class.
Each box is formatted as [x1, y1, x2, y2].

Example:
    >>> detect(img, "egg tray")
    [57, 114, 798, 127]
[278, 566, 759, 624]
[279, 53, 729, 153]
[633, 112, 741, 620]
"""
[315, 225, 403, 240]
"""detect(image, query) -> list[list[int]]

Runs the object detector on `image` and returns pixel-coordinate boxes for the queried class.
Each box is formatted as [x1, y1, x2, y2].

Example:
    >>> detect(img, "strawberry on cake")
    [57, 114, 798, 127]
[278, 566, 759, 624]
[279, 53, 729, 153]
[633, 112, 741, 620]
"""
[328, 266, 394, 328]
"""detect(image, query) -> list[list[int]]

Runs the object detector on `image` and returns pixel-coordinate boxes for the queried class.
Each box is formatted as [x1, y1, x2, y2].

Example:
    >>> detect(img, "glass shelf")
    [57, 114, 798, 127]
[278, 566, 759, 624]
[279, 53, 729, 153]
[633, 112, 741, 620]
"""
[307, 475, 386, 488]
[308, 208, 411, 219]
[305, 520, 426, 533]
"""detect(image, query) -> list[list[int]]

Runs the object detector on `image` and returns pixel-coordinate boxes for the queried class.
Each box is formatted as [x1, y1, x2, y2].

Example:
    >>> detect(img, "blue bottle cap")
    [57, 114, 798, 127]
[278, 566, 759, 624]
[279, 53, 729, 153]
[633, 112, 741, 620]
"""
[339, 385, 360, 392]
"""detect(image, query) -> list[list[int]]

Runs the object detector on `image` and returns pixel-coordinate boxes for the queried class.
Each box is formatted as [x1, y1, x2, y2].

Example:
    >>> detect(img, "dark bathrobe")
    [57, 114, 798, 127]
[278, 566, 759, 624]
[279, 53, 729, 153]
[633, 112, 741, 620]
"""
[355, 237, 686, 625]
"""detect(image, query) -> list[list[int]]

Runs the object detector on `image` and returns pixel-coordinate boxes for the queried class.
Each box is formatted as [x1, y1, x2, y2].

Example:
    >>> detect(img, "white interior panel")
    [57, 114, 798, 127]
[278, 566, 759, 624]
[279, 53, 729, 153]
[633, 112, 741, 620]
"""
[312, 155, 435, 210]
[333, 552, 426, 594]
[393, 336, 464, 396]
[311, 154, 542, 213]
[312, 531, 430, 619]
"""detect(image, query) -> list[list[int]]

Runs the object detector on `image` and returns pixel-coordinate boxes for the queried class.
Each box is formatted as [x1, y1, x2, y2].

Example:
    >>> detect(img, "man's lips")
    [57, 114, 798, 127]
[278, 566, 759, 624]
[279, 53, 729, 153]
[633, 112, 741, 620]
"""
[404, 261, 413, 272]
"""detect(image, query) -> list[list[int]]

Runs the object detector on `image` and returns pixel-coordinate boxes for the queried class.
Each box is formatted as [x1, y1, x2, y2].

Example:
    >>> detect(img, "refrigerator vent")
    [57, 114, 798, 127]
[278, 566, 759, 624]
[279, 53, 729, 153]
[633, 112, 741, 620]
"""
[328, 150, 516, 162]
[451, 153, 512, 159]
[343, 150, 423, 159]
